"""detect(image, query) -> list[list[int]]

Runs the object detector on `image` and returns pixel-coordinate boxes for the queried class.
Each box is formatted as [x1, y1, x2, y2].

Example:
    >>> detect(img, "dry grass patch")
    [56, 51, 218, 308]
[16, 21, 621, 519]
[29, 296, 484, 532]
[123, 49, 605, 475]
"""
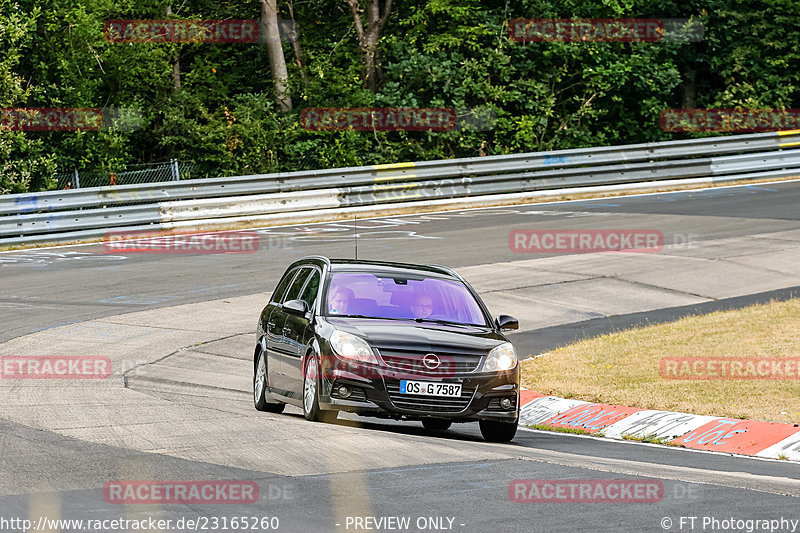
[520, 298, 800, 424]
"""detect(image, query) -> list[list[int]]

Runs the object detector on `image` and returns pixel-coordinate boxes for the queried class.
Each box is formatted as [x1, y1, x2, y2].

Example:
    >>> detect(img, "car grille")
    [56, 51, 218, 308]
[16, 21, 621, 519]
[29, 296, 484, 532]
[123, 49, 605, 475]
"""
[378, 352, 481, 376]
[385, 381, 475, 413]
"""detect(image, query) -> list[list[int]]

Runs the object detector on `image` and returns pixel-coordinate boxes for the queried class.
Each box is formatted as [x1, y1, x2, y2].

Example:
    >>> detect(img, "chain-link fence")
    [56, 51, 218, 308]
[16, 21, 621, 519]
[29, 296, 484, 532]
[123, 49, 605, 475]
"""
[54, 160, 197, 190]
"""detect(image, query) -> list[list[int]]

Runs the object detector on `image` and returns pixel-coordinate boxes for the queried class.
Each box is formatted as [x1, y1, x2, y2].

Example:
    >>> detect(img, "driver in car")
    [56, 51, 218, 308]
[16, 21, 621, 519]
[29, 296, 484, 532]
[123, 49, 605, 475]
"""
[410, 293, 434, 319]
[328, 286, 354, 315]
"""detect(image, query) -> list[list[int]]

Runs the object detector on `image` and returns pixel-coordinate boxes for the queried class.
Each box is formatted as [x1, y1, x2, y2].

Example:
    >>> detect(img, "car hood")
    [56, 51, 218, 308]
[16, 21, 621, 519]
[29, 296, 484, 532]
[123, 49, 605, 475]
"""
[327, 318, 507, 356]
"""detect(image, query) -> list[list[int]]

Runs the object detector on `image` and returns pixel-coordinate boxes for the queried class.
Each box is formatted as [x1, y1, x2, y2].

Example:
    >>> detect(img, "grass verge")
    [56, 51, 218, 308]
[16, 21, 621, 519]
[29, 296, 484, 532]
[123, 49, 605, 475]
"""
[527, 424, 593, 436]
[520, 298, 800, 425]
[621, 434, 682, 446]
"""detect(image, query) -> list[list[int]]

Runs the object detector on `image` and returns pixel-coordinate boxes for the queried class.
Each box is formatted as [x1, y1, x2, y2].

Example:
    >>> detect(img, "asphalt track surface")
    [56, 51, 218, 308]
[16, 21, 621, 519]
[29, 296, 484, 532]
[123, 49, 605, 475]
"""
[2, 180, 800, 532]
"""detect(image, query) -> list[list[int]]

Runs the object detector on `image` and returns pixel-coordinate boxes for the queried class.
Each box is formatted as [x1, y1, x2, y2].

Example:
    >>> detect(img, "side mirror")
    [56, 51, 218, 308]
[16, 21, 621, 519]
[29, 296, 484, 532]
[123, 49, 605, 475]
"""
[283, 299, 309, 317]
[496, 315, 519, 331]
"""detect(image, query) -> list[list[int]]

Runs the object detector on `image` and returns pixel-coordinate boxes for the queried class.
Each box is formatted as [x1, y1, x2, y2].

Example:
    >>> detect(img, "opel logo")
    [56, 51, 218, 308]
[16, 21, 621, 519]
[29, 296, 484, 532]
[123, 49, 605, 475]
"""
[422, 353, 440, 370]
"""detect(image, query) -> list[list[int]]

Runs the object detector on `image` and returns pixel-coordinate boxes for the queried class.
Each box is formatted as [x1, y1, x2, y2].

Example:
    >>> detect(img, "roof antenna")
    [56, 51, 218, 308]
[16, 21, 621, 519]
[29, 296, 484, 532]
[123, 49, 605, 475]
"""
[354, 213, 358, 260]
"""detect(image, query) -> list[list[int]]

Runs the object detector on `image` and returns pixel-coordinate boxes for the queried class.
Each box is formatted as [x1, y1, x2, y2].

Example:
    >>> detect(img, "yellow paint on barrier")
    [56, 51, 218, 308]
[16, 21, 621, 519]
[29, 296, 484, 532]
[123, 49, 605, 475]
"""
[372, 162, 415, 170]
[102, 190, 123, 201]
[778, 141, 800, 148]
[777, 130, 800, 136]
[374, 161, 416, 183]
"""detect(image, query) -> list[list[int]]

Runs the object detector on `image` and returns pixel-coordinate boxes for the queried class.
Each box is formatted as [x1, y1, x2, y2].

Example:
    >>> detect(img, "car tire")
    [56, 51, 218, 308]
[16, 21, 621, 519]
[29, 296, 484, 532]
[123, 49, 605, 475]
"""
[303, 356, 338, 423]
[421, 419, 452, 432]
[479, 420, 517, 443]
[254, 351, 285, 413]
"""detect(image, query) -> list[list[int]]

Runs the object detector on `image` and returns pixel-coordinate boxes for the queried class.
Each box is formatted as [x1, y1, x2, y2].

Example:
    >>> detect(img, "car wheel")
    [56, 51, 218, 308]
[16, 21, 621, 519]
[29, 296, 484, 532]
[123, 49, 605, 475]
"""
[421, 419, 452, 432]
[254, 351, 285, 413]
[479, 420, 517, 443]
[303, 356, 337, 423]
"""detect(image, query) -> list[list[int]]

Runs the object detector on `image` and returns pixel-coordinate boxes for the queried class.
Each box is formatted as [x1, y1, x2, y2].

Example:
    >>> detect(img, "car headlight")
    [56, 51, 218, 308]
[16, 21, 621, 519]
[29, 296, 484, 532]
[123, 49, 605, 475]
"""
[330, 330, 377, 363]
[482, 342, 517, 372]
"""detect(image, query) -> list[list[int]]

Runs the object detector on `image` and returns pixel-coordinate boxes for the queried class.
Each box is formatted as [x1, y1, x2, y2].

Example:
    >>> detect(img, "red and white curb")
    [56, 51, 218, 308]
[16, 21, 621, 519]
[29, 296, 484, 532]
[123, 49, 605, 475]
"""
[518, 390, 800, 461]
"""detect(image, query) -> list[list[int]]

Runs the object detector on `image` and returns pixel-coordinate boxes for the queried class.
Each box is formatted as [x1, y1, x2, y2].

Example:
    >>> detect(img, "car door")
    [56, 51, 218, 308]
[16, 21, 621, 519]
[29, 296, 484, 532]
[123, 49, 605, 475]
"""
[270, 267, 313, 394]
[282, 267, 321, 393]
[265, 267, 305, 394]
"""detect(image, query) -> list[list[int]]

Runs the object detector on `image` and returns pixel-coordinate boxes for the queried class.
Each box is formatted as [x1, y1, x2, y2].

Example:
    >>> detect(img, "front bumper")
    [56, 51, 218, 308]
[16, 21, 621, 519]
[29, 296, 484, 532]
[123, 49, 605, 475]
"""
[319, 358, 519, 422]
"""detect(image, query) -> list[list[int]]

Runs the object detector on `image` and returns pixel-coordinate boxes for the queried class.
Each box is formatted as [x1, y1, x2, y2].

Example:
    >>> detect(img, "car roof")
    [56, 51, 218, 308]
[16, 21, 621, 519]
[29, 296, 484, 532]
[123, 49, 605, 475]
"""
[299, 256, 459, 279]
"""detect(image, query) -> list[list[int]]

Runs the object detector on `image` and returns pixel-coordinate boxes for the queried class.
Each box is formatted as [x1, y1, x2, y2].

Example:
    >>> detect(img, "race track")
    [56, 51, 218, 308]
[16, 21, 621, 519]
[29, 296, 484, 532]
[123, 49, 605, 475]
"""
[2, 181, 800, 532]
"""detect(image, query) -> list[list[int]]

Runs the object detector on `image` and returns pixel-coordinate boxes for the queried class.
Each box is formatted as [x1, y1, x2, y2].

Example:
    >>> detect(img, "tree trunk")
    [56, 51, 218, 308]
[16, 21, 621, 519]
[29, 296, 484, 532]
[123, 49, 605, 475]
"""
[344, 0, 392, 91]
[285, 1, 308, 88]
[171, 56, 181, 92]
[166, 5, 180, 91]
[261, 0, 292, 112]
[681, 70, 696, 109]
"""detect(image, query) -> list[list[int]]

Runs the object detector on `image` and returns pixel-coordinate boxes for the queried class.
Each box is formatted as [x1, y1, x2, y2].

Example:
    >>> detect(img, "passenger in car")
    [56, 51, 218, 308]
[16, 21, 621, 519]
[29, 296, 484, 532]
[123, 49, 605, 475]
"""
[328, 286, 354, 314]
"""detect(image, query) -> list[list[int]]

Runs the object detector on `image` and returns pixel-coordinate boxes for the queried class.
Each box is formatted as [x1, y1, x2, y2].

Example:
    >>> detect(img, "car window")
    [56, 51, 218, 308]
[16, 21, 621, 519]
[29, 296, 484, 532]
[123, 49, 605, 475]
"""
[325, 271, 488, 326]
[299, 269, 321, 308]
[283, 267, 311, 303]
[270, 268, 300, 304]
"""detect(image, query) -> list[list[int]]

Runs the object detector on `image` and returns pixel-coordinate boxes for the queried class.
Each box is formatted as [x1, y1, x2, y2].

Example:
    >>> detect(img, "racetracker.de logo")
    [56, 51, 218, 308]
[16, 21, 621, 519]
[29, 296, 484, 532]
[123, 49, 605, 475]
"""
[0, 107, 142, 132]
[319, 353, 457, 380]
[1, 108, 101, 131]
[103, 231, 259, 254]
[1, 356, 112, 379]
[104, 20, 259, 43]
[509, 479, 663, 503]
[509, 18, 664, 42]
[509, 229, 663, 253]
[104, 481, 258, 504]
[660, 357, 800, 380]
[300, 108, 456, 132]
[660, 108, 800, 132]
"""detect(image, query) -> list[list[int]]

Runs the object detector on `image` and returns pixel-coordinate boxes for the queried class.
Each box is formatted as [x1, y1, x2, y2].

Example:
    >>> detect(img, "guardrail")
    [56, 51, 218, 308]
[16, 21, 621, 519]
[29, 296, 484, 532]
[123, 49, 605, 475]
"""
[2, 130, 800, 246]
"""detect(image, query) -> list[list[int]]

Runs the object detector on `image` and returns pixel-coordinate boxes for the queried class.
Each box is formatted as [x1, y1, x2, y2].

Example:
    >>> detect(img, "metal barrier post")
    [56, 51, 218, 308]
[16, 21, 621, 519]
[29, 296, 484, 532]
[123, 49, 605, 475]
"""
[171, 159, 180, 181]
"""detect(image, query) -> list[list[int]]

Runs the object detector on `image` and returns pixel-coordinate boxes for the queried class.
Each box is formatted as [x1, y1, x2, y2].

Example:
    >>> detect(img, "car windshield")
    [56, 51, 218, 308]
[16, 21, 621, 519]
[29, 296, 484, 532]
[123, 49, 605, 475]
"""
[325, 271, 488, 326]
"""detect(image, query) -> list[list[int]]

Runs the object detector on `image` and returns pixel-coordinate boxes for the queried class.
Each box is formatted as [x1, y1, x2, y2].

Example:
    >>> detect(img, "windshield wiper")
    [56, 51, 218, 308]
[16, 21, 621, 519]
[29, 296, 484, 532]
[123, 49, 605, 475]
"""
[336, 314, 404, 320]
[413, 318, 473, 327]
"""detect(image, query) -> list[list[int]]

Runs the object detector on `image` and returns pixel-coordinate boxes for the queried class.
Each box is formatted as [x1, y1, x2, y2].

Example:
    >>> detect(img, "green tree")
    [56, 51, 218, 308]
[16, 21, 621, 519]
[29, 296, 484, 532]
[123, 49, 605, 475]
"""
[0, 1, 55, 193]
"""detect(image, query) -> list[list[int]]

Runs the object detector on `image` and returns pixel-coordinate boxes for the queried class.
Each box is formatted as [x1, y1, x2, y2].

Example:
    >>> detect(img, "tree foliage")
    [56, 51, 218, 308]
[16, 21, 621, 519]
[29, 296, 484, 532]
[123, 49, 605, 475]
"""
[1, 0, 798, 192]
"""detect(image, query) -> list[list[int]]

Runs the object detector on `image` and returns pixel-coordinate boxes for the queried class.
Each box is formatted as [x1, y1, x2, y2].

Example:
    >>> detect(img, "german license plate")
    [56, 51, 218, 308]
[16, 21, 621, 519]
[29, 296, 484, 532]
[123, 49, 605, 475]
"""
[399, 380, 461, 397]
